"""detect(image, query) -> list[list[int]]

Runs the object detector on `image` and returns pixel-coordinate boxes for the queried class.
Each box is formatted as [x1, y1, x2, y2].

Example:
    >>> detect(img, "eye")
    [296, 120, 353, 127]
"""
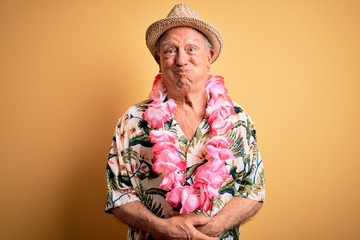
[164, 48, 177, 55]
[187, 46, 197, 54]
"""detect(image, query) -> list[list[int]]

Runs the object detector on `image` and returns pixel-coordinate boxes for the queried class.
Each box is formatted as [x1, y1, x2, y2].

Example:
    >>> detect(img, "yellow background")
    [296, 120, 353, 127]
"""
[1, 0, 359, 239]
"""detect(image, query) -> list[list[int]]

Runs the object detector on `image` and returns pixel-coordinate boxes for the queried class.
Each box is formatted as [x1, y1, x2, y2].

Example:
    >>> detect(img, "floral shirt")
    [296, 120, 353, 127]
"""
[105, 99, 265, 240]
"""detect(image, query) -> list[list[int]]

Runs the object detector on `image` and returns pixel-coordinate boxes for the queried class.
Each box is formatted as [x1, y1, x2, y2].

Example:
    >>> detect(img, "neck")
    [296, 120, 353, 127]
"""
[168, 89, 207, 141]
[169, 91, 207, 109]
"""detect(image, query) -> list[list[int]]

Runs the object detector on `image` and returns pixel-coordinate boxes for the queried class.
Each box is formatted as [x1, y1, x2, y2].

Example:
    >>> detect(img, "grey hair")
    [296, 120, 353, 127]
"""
[204, 37, 212, 50]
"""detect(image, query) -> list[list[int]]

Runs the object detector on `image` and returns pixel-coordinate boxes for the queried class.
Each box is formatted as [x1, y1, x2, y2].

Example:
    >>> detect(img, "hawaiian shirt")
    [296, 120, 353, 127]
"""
[105, 99, 265, 240]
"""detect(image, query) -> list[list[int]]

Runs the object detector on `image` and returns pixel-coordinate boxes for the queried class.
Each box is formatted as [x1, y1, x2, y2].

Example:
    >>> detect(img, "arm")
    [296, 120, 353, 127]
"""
[111, 201, 218, 240]
[196, 197, 263, 237]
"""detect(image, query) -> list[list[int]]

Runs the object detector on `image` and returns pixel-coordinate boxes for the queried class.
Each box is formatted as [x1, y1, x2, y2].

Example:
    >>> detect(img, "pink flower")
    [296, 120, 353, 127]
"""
[199, 192, 212, 211]
[206, 136, 232, 148]
[149, 89, 166, 102]
[149, 130, 177, 143]
[152, 141, 177, 154]
[206, 94, 234, 123]
[206, 75, 227, 98]
[166, 186, 184, 207]
[210, 119, 233, 136]
[192, 162, 230, 210]
[166, 186, 200, 214]
[179, 187, 200, 214]
[160, 171, 185, 190]
[152, 149, 186, 173]
[206, 75, 225, 89]
[195, 163, 228, 190]
[192, 181, 213, 211]
[144, 100, 176, 129]
[149, 74, 166, 101]
[206, 143, 234, 164]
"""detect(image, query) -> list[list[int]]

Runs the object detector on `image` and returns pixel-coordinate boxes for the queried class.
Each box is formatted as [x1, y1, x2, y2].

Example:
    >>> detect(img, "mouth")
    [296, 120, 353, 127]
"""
[174, 69, 189, 76]
[176, 72, 187, 77]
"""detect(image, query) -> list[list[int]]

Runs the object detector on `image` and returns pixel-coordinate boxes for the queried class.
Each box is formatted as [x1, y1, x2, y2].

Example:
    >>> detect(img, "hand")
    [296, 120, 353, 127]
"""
[152, 214, 218, 240]
[168, 210, 222, 237]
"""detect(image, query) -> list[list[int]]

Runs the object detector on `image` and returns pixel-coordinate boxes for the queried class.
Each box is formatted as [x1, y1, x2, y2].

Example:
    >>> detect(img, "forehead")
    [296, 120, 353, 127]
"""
[159, 27, 206, 44]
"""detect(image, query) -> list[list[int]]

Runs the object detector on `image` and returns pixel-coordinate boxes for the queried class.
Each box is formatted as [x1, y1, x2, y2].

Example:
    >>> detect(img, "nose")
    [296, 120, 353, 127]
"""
[175, 49, 188, 67]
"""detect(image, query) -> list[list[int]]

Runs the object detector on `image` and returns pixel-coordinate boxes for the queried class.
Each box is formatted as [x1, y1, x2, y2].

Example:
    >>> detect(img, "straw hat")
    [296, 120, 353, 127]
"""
[145, 3, 223, 63]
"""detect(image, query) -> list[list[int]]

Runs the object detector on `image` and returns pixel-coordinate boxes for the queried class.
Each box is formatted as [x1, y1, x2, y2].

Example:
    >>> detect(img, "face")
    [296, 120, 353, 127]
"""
[156, 27, 214, 97]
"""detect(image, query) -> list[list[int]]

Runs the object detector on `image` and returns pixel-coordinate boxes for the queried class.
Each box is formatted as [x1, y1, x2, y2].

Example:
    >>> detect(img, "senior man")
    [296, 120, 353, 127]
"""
[105, 3, 265, 240]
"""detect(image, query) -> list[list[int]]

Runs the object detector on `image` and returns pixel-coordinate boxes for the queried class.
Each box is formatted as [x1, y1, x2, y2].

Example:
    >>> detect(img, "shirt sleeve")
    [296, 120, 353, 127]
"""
[231, 110, 266, 202]
[104, 115, 141, 213]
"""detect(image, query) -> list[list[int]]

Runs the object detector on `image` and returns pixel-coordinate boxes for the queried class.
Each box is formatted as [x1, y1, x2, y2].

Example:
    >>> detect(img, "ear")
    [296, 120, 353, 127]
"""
[207, 48, 215, 67]
[154, 54, 162, 72]
[154, 54, 160, 65]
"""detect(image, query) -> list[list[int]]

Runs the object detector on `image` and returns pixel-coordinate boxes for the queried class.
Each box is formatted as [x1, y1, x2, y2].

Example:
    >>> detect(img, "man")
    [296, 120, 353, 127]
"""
[105, 3, 265, 239]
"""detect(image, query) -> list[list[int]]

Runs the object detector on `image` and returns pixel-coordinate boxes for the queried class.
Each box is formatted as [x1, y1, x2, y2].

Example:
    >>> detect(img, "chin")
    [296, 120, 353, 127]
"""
[175, 79, 192, 90]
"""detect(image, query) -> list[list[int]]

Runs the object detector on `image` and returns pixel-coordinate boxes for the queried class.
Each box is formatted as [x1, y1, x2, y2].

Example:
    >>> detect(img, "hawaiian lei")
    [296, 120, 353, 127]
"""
[144, 74, 235, 214]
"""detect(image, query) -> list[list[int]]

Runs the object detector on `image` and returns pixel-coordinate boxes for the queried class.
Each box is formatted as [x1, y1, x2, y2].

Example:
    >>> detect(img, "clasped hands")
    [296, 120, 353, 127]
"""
[151, 211, 222, 240]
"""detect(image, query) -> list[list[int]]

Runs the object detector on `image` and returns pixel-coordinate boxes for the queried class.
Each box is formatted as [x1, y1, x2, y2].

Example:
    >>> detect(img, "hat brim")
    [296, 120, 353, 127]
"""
[146, 17, 223, 63]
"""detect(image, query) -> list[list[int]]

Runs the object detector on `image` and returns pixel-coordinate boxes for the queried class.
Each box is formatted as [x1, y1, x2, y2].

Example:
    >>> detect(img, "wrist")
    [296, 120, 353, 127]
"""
[210, 214, 226, 235]
[148, 216, 167, 236]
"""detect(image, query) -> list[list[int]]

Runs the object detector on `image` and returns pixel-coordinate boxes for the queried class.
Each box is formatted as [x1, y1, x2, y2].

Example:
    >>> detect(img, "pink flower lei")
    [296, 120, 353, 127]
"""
[144, 74, 235, 214]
